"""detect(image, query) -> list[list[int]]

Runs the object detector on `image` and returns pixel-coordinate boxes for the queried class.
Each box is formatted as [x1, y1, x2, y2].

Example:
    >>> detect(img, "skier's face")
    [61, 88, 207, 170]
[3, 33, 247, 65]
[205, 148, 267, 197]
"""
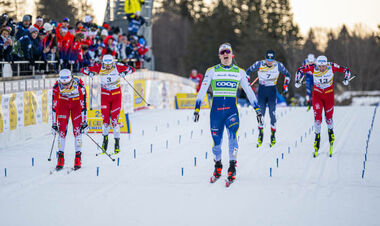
[104, 63, 113, 70]
[265, 59, 274, 66]
[318, 65, 327, 72]
[219, 49, 232, 66]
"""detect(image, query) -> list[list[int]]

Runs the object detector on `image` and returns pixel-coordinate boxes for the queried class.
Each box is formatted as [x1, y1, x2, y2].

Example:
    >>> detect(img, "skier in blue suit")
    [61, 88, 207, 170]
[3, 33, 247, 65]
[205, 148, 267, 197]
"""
[302, 53, 316, 111]
[246, 50, 291, 147]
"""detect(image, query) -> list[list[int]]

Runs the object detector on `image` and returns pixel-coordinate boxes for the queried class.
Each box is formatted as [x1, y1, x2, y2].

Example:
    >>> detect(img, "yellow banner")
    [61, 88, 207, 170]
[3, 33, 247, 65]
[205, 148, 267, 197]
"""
[87, 109, 131, 134]
[133, 79, 146, 110]
[24, 91, 37, 126]
[9, 93, 17, 130]
[41, 90, 48, 123]
[175, 93, 210, 109]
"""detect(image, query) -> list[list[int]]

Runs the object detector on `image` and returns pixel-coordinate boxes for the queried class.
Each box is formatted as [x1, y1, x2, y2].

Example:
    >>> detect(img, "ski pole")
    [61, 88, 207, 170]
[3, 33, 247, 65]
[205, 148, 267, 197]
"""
[86, 133, 115, 161]
[48, 132, 57, 161]
[121, 77, 151, 106]
[250, 77, 259, 86]
[349, 75, 356, 81]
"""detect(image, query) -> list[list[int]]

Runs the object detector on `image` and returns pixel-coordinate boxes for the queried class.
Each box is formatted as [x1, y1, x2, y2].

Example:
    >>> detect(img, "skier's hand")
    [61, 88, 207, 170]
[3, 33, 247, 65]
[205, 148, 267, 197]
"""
[342, 78, 349, 86]
[255, 108, 263, 126]
[193, 109, 200, 122]
[283, 84, 288, 94]
[295, 80, 302, 88]
[80, 121, 89, 134]
[51, 123, 58, 135]
[120, 71, 127, 78]
[88, 71, 95, 78]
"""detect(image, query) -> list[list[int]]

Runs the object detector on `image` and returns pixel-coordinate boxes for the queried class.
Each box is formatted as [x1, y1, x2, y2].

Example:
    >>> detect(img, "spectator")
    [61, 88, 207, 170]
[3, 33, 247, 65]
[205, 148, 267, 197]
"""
[78, 44, 91, 68]
[118, 35, 131, 63]
[33, 16, 43, 30]
[15, 15, 31, 40]
[83, 15, 93, 29]
[0, 26, 13, 61]
[189, 69, 203, 92]
[41, 22, 57, 62]
[127, 11, 145, 36]
[124, 0, 145, 18]
[56, 24, 74, 67]
[100, 29, 108, 41]
[0, 13, 15, 36]
[102, 35, 117, 57]
[29, 26, 42, 65]
[70, 32, 84, 70]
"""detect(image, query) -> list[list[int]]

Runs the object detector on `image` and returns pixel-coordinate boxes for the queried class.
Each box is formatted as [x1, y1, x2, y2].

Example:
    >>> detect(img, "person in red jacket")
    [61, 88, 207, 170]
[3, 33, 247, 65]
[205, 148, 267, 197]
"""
[81, 54, 135, 154]
[295, 55, 351, 158]
[56, 19, 74, 66]
[101, 35, 117, 56]
[51, 69, 88, 170]
[189, 69, 203, 93]
[33, 16, 43, 30]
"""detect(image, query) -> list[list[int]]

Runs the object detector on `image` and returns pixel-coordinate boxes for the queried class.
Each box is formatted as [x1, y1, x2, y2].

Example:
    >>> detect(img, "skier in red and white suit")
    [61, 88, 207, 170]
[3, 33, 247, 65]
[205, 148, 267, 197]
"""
[81, 54, 135, 154]
[295, 55, 351, 154]
[52, 69, 88, 170]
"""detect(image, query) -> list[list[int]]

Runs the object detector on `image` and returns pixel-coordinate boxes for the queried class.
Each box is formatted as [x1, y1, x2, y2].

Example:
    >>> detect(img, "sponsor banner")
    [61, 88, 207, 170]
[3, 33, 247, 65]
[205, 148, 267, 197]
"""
[36, 90, 43, 124]
[133, 79, 146, 110]
[175, 93, 210, 109]
[87, 109, 131, 134]
[9, 93, 17, 130]
[41, 90, 48, 123]
[16, 92, 24, 128]
[2, 94, 10, 132]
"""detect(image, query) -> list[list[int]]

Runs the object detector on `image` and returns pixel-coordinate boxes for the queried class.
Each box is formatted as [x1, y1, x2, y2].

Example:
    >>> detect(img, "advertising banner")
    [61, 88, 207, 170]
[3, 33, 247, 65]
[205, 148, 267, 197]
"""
[87, 109, 131, 134]
[174, 93, 210, 109]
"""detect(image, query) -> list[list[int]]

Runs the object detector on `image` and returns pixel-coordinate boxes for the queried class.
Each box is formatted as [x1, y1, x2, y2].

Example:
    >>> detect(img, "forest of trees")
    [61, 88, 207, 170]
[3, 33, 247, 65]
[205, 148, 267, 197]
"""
[152, 0, 380, 92]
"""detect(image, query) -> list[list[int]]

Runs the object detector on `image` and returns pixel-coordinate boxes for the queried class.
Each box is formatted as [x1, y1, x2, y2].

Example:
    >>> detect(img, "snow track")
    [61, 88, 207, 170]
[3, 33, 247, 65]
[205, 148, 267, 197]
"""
[0, 106, 379, 226]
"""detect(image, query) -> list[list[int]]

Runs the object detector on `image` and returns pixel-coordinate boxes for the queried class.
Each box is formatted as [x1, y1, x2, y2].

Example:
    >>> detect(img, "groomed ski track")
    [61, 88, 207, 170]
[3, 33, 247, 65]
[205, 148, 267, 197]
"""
[0, 106, 379, 226]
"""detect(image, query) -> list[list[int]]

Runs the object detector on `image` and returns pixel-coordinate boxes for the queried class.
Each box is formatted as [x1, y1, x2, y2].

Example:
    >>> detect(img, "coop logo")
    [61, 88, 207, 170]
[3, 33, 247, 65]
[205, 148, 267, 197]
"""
[216, 81, 237, 88]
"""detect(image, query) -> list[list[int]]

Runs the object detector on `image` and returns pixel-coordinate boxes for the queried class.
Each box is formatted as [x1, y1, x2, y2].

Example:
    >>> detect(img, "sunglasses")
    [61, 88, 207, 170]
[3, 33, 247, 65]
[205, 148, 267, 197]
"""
[219, 49, 231, 55]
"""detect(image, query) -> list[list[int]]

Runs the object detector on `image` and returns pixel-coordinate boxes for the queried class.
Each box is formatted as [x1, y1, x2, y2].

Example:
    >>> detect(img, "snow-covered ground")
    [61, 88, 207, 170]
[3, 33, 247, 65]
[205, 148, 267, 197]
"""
[0, 106, 379, 226]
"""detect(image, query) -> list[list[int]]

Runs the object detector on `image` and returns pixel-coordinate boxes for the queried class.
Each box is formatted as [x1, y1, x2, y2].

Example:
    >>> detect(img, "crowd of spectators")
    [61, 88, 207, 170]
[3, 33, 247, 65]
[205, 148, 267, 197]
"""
[0, 11, 150, 76]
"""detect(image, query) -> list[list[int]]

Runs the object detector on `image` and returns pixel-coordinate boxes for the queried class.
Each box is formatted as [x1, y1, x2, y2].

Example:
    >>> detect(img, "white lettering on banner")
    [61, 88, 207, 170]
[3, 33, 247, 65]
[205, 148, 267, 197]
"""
[16, 92, 24, 128]
[216, 81, 237, 88]
[2, 94, 10, 131]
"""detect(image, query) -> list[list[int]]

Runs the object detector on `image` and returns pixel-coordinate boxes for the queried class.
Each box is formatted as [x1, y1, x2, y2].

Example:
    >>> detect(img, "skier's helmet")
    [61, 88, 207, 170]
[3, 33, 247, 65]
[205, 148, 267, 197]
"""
[265, 50, 276, 62]
[102, 54, 114, 69]
[58, 69, 72, 85]
[307, 53, 315, 64]
[316, 55, 328, 66]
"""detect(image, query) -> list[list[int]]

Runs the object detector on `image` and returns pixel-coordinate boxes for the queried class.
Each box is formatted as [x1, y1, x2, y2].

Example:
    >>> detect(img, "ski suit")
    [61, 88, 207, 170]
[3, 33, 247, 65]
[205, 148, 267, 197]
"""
[195, 64, 260, 161]
[81, 64, 135, 138]
[52, 77, 87, 153]
[246, 60, 290, 131]
[302, 59, 314, 104]
[296, 63, 351, 133]
[189, 72, 203, 93]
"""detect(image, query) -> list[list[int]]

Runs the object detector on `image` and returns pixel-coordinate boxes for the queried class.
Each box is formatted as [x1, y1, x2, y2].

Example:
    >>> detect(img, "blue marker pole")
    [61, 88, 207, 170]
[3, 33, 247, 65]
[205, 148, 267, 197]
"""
[362, 170, 364, 178]
[190, 130, 193, 139]
[282, 153, 284, 159]
[166, 140, 168, 149]
[142, 130, 144, 136]
[150, 144, 153, 153]
[270, 168, 272, 177]
[363, 161, 366, 169]
[301, 136, 303, 143]
[276, 158, 279, 168]
[4, 168, 7, 177]
[134, 149, 136, 159]
[179, 135, 181, 144]
[288, 147, 290, 153]
[252, 129, 254, 135]
[32, 157, 34, 166]
[181, 167, 184, 176]
[201, 129, 203, 135]
[117, 158, 120, 166]
[205, 152, 207, 159]
[194, 157, 197, 167]
[96, 167, 99, 176]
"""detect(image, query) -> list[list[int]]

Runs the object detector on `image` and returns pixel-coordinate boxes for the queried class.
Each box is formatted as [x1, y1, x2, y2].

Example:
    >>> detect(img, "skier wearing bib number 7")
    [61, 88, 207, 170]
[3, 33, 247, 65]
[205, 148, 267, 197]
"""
[246, 50, 291, 148]
[295, 55, 351, 157]
[81, 54, 135, 154]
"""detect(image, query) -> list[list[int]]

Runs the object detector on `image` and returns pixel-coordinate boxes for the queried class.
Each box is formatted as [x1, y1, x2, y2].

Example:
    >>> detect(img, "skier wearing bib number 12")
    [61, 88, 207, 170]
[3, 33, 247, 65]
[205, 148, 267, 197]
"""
[295, 55, 351, 157]
[81, 54, 135, 155]
[193, 43, 263, 187]
[246, 50, 291, 148]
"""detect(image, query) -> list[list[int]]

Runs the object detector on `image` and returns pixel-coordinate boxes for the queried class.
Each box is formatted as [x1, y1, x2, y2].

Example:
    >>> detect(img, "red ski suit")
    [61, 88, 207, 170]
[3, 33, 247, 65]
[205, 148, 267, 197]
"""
[296, 63, 351, 133]
[81, 64, 135, 136]
[52, 77, 87, 152]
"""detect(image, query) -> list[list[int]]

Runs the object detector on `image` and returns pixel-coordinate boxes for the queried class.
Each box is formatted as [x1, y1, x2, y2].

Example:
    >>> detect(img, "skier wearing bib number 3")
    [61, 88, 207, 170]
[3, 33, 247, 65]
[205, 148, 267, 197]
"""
[193, 43, 263, 187]
[295, 55, 351, 157]
[246, 50, 291, 148]
[81, 54, 135, 154]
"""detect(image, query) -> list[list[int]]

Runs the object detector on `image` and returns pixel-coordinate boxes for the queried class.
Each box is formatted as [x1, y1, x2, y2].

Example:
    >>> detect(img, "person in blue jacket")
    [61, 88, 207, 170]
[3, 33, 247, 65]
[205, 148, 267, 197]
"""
[302, 53, 315, 111]
[246, 50, 291, 147]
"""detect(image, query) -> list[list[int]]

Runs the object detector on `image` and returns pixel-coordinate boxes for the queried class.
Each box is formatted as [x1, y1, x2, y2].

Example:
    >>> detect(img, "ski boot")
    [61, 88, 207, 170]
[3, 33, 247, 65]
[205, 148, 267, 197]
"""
[74, 151, 81, 170]
[226, 160, 237, 187]
[313, 133, 320, 158]
[114, 138, 120, 155]
[210, 160, 222, 183]
[101, 135, 108, 154]
[257, 128, 264, 147]
[270, 130, 276, 147]
[56, 151, 64, 170]
[328, 129, 334, 157]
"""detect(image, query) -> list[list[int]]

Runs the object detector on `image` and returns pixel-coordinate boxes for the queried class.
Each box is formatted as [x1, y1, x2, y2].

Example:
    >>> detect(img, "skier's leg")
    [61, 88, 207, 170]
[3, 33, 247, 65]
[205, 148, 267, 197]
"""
[312, 88, 323, 134]
[225, 112, 239, 161]
[324, 88, 335, 146]
[101, 92, 111, 151]
[110, 91, 122, 139]
[210, 109, 225, 162]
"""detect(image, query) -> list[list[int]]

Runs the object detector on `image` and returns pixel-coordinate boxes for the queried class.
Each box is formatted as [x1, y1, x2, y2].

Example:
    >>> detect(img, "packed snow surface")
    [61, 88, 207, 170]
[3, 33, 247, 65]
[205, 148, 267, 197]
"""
[0, 106, 379, 226]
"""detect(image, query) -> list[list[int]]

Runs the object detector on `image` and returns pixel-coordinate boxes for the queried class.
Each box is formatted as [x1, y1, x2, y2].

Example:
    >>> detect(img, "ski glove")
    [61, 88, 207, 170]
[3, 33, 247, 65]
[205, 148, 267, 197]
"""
[295, 80, 302, 88]
[51, 123, 59, 135]
[255, 109, 263, 126]
[193, 109, 200, 122]
[80, 121, 89, 134]
[342, 78, 349, 86]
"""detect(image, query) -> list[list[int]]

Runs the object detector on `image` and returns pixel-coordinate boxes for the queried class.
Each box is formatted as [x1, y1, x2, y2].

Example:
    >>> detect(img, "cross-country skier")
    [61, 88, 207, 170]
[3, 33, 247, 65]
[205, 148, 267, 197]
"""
[81, 54, 135, 155]
[246, 50, 291, 147]
[193, 43, 263, 186]
[295, 55, 351, 157]
[302, 53, 316, 111]
[51, 69, 88, 170]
